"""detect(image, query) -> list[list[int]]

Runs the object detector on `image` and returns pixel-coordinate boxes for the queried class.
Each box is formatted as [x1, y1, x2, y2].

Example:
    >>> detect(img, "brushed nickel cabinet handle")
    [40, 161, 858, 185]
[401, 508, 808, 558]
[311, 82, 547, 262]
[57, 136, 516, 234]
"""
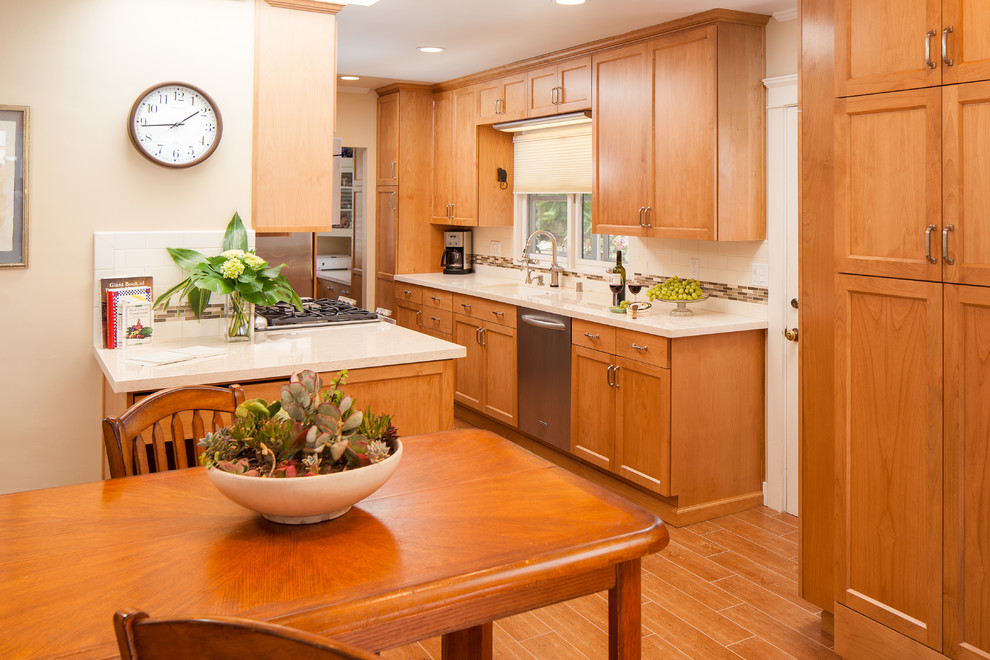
[612, 365, 620, 389]
[415, 310, 422, 327]
[644, 206, 653, 228]
[638, 206, 645, 227]
[943, 26, 954, 66]
[926, 224, 938, 264]
[391, 161, 397, 181]
[461, 303, 472, 310]
[584, 332, 600, 339]
[431, 316, 440, 324]
[943, 224, 955, 265]
[480, 327, 487, 347]
[606, 364, 614, 387]
[492, 310, 504, 317]
[926, 29, 938, 69]
[631, 343, 648, 351]
[390, 191, 396, 211]
[475, 326, 482, 345]
[431, 296, 441, 302]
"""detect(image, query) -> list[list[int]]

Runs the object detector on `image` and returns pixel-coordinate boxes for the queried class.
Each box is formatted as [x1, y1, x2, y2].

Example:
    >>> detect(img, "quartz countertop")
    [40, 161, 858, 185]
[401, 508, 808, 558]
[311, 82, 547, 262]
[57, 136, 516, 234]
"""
[95, 322, 465, 393]
[394, 272, 767, 338]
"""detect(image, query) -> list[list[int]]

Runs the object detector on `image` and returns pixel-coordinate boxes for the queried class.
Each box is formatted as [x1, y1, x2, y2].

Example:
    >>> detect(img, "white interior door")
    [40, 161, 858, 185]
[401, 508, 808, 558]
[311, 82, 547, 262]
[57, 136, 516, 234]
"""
[764, 75, 798, 515]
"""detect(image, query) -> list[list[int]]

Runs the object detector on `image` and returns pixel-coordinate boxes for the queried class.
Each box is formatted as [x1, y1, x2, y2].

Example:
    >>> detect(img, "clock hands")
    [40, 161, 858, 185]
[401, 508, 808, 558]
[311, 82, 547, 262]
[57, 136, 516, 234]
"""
[139, 111, 201, 128]
[171, 111, 200, 128]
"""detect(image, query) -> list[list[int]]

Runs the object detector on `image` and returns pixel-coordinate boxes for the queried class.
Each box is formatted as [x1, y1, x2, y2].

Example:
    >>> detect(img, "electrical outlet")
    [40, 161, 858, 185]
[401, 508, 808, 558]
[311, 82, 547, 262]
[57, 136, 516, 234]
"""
[490, 240, 501, 257]
[689, 258, 699, 280]
[751, 263, 769, 287]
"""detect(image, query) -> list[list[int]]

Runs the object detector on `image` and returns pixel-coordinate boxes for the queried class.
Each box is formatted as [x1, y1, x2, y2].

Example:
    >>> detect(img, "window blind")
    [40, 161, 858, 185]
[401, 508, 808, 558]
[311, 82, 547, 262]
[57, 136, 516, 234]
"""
[512, 124, 592, 194]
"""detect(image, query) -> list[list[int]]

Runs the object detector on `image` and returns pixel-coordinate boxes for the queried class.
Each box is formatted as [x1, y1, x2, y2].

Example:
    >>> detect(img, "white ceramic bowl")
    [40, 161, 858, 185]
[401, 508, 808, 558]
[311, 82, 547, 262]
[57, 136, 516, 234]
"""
[206, 439, 403, 524]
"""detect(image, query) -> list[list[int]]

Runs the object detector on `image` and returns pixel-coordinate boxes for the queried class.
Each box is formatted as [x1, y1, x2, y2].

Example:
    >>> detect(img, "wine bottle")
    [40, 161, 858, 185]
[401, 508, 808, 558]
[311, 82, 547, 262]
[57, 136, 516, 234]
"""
[608, 250, 626, 305]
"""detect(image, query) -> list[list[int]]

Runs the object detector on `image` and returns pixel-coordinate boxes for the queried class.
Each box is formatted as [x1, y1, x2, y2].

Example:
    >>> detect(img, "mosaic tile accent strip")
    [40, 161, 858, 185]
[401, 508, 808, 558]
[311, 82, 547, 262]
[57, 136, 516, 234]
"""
[472, 255, 769, 305]
[153, 303, 225, 324]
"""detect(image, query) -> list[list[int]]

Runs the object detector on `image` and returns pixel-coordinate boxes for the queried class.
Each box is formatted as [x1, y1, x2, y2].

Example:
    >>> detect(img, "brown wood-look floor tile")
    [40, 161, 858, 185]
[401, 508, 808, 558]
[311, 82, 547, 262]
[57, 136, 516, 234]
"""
[558, 592, 609, 635]
[728, 635, 799, 659]
[772, 511, 799, 526]
[645, 540, 735, 582]
[640, 632, 695, 660]
[379, 641, 434, 659]
[720, 603, 841, 660]
[708, 515, 800, 561]
[665, 524, 728, 557]
[640, 601, 745, 660]
[732, 507, 799, 536]
[644, 554, 742, 612]
[682, 519, 722, 535]
[497, 609, 553, 642]
[707, 549, 819, 614]
[703, 529, 800, 580]
[493, 623, 539, 660]
[641, 571, 750, 646]
[529, 600, 609, 659]
[713, 575, 831, 647]
[782, 530, 799, 545]
[519, 631, 592, 660]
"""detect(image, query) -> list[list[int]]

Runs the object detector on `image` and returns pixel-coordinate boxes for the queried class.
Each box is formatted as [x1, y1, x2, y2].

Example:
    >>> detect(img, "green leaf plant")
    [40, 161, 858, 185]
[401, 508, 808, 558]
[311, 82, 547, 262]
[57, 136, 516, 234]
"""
[153, 212, 304, 318]
[198, 370, 398, 478]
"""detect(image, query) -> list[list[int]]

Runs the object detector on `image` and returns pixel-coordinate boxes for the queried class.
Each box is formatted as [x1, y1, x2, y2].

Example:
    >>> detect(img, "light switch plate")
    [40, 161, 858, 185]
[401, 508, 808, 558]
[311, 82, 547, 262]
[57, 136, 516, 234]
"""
[490, 240, 501, 257]
[751, 263, 769, 287]
[689, 258, 699, 280]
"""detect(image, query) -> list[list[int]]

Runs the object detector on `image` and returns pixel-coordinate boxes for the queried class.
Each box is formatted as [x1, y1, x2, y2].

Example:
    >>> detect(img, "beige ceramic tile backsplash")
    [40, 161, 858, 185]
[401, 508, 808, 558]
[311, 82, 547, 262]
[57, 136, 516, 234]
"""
[92, 230, 255, 343]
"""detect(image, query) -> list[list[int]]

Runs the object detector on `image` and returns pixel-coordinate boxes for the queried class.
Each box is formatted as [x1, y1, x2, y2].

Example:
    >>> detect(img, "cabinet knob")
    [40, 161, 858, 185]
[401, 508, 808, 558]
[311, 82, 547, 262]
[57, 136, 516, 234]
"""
[784, 328, 799, 342]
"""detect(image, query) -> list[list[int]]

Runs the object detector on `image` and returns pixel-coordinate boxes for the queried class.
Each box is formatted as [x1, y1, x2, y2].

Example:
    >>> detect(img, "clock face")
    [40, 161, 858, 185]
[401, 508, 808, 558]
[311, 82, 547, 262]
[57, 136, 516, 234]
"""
[128, 82, 222, 168]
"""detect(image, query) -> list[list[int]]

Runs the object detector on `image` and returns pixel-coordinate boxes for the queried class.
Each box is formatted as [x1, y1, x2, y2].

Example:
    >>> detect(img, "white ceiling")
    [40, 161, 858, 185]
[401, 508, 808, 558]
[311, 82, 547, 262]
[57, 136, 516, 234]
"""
[335, 0, 797, 90]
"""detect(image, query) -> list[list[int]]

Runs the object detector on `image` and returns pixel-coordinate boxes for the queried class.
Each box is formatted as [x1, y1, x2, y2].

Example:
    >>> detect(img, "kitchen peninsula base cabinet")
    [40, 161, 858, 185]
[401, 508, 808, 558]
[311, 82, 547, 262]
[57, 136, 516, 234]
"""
[103, 361, 455, 444]
[569, 320, 765, 525]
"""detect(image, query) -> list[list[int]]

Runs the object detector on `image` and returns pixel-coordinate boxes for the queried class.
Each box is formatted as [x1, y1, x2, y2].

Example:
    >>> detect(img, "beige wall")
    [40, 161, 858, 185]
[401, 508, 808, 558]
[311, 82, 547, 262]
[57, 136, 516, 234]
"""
[0, 0, 254, 494]
[766, 15, 798, 78]
[335, 90, 379, 306]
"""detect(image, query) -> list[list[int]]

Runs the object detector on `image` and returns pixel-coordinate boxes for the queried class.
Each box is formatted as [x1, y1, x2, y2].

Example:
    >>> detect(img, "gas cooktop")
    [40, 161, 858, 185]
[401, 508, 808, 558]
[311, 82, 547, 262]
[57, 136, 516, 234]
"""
[254, 298, 380, 331]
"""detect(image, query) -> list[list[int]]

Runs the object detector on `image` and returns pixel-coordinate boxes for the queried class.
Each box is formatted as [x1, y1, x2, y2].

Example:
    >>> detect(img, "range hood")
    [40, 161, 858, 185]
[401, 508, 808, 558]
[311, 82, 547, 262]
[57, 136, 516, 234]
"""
[492, 111, 591, 133]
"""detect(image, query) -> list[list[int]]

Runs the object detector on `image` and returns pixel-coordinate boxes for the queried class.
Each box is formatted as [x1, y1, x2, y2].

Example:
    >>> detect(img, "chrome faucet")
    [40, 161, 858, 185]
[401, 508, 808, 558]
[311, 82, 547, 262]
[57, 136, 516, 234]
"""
[520, 230, 562, 287]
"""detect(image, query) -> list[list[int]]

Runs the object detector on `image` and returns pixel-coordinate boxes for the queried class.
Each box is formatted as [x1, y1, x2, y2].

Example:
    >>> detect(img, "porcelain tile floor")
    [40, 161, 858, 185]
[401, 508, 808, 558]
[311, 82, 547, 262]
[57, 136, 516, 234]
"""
[381, 424, 834, 659]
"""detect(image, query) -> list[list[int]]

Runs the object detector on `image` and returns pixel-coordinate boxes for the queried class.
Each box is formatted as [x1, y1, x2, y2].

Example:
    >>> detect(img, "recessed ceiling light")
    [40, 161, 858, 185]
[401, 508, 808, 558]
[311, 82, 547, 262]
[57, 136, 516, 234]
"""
[418, 46, 446, 54]
[340, 75, 361, 81]
[553, 0, 586, 5]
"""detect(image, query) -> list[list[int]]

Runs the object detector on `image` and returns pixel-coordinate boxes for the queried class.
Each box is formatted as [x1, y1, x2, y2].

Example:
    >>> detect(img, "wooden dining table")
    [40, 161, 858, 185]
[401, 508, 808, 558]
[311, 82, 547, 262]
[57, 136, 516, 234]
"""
[0, 429, 667, 659]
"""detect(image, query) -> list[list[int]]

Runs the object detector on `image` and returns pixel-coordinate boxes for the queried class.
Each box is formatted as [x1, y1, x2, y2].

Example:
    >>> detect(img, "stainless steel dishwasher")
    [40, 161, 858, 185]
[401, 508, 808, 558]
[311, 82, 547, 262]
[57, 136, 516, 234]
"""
[517, 307, 571, 452]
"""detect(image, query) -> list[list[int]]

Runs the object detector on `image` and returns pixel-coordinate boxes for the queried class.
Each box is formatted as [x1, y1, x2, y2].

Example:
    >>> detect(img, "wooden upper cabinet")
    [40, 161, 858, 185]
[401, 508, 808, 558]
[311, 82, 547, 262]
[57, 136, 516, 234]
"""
[253, 0, 337, 231]
[593, 22, 765, 241]
[942, 80, 990, 286]
[591, 42, 652, 236]
[834, 273, 944, 651]
[527, 56, 592, 117]
[377, 92, 400, 185]
[836, 0, 990, 96]
[477, 73, 527, 124]
[834, 88, 942, 280]
[432, 87, 479, 226]
[651, 26, 717, 240]
[834, 0, 941, 96]
[942, 0, 990, 85]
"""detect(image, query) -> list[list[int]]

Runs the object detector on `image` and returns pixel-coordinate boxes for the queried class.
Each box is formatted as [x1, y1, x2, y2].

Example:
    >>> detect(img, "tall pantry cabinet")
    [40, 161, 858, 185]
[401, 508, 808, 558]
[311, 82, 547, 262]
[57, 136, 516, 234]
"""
[832, 2, 990, 657]
[374, 85, 441, 314]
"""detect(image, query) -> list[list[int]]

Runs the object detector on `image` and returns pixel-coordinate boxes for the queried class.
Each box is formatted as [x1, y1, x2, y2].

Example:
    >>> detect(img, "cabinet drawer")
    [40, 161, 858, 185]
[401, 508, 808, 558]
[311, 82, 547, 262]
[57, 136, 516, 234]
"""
[614, 329, 668, 368]
[572, 319, 615, 352]
[394, 283, 422, 305]
[452, 294, 516, 328]
[422, 288, 453, 311]
[420, 308, 453, 335]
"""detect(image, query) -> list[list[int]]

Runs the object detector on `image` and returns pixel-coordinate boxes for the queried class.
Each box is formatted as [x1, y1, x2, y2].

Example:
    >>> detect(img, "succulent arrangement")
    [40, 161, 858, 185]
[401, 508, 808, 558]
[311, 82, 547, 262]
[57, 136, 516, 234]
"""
[199, 370, 398, 478]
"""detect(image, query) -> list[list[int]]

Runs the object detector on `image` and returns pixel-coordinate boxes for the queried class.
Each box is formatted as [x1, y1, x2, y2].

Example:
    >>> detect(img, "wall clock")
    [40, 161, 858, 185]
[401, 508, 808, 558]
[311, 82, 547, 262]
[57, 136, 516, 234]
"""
[127, 82, 222, 168]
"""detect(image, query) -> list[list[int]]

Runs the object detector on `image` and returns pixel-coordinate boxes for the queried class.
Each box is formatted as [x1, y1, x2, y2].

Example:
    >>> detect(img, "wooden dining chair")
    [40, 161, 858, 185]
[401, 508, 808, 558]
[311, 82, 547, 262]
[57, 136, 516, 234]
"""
[114, 608, 378, 660]
[102, 384, 245, 478]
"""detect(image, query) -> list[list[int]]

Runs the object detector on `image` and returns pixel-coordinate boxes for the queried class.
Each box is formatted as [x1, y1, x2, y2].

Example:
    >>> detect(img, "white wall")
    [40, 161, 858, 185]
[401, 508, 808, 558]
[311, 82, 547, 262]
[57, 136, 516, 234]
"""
[0, 0, 254, 494]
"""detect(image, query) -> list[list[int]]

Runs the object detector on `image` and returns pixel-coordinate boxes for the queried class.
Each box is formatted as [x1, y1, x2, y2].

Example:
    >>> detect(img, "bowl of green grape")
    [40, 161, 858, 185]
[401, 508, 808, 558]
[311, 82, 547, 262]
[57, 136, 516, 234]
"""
[646, 277, 708, 316]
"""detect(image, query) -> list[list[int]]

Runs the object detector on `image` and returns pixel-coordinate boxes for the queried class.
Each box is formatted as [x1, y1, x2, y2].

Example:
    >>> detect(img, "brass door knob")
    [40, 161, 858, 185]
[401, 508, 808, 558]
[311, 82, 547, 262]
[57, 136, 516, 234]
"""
[784, 328, 799, 342]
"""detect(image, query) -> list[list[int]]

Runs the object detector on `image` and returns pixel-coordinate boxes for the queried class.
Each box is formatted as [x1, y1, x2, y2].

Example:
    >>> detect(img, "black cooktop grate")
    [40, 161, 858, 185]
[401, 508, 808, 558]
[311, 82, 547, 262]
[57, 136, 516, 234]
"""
[255, 298, 379, 329]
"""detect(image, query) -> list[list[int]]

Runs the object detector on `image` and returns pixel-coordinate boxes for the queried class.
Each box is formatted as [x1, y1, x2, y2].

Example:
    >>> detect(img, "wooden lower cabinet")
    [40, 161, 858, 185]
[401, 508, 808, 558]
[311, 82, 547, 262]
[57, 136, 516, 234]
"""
[570, 320, 763, 522]
[835, 275, 990, 658]
[451, 298, 517, 427]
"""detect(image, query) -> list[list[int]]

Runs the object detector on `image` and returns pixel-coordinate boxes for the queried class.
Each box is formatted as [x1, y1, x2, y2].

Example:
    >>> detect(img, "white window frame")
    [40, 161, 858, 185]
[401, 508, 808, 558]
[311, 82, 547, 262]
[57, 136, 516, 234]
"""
[514, 193, 630, 273]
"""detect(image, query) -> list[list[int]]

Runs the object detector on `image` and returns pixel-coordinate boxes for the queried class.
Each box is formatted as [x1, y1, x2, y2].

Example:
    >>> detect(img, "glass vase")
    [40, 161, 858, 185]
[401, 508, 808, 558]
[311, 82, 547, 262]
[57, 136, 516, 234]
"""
[223, 291, 254, 343]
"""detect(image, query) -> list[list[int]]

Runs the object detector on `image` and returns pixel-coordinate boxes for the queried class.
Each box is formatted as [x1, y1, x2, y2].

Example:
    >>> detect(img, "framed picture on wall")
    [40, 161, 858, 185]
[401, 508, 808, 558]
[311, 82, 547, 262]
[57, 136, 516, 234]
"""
[0, 105, 28, 269]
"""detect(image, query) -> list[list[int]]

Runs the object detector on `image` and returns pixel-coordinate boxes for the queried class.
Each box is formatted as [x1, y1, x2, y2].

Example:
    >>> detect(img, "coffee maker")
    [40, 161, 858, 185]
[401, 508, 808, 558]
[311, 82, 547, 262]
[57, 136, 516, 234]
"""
[441, 230, 473, 274]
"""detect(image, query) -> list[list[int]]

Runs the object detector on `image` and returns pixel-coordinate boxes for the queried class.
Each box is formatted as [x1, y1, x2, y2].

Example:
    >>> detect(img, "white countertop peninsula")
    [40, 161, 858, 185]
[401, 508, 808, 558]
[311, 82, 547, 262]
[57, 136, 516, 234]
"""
[95, 321, 465, 394]
[394, 272, 767, 338]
